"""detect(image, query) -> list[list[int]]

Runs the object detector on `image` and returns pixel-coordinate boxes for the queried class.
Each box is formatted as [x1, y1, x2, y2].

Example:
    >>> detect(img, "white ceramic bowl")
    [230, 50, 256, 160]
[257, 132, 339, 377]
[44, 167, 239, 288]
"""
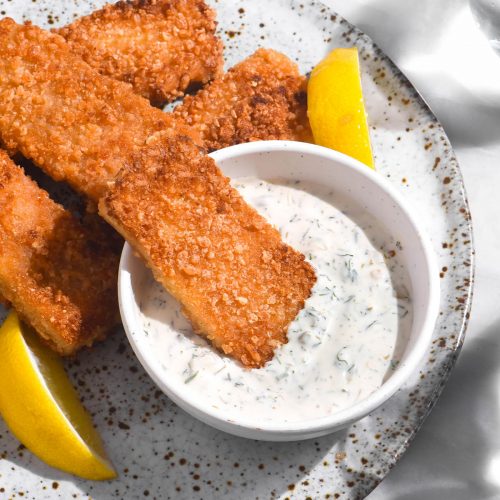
[118, 141, 440, 441]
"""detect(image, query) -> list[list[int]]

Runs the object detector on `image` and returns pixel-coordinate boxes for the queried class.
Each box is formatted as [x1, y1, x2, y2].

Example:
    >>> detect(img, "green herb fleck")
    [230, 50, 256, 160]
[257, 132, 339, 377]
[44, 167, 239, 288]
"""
[184, 371, 199, 384]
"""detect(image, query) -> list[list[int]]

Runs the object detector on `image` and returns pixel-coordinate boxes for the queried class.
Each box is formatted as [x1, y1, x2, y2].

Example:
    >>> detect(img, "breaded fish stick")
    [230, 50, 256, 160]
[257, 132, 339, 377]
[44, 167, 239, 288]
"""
[172, 48, 313, 150]
[99, 135, 316, 368]
[0, 21, 314, 365]
[0, 151, 120, 355]
[0, 18, 185, 202]
[56, 0, 223, 107]
[0, 21, 309, 202]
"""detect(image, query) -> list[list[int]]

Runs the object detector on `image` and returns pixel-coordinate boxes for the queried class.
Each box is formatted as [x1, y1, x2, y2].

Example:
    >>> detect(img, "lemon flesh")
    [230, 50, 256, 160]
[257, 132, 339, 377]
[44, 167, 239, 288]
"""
[308, 47, 374, 169]
[0, 311, 116, 480]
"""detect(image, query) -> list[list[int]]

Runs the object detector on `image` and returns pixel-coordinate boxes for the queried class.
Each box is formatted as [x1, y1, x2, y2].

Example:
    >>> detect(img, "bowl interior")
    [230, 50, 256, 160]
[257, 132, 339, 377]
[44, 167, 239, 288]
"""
[211, 143, 435, 365]
[118, 141, 439, 440]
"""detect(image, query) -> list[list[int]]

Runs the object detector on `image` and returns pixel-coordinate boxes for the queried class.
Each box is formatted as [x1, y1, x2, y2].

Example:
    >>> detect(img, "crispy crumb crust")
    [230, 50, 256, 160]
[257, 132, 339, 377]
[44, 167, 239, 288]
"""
[0, 18, 190, 202]
[0, 151, 121, 355]
[99, 135, 316, 368]
[172, 48, 313, 150]
[0, 21, 309, 202]
[57, 0, 223, 107]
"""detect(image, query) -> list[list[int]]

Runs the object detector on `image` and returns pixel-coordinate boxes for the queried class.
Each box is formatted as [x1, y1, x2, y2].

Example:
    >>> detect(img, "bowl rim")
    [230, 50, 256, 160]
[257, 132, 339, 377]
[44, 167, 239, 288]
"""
[118, 140, 440, 437]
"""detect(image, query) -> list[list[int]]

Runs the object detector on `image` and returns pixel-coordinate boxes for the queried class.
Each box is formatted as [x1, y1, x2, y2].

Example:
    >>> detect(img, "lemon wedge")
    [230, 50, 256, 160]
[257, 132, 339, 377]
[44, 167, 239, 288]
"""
[308, 47, 374, 169]
[0, 311, 116, 480]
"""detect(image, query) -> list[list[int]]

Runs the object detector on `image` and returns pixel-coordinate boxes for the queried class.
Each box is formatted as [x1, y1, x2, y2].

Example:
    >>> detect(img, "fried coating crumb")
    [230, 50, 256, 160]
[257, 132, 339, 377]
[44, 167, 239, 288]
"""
[57, 0, 223, 107]
[99, 135, 316, 368]
[172, 48, 313, 150]
[0, 151, 121, 355]
[0, 21, 309, 203]
[0, 20, 315, 365]
[0, 18, 188, 202]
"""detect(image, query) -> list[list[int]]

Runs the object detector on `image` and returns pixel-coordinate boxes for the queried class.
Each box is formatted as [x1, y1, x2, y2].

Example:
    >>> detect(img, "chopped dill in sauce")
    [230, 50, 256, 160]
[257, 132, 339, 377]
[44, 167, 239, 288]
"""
[137, 178, 413, 423]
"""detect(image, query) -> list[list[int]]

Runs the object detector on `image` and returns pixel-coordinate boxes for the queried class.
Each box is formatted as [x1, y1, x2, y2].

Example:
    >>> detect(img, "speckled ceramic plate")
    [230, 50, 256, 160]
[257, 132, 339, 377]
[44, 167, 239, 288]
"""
[0, 0, 473, 498]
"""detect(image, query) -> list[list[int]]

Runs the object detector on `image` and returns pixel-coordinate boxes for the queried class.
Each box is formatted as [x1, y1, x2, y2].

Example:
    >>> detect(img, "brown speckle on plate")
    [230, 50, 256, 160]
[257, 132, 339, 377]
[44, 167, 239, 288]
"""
[0, 0, 472, 499]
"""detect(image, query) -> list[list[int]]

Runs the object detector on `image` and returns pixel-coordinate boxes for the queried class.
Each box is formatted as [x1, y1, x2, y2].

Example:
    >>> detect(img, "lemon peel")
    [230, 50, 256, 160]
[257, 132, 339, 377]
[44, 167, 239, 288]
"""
[0, 311, 116, 480]
[308, 47, 374, 169]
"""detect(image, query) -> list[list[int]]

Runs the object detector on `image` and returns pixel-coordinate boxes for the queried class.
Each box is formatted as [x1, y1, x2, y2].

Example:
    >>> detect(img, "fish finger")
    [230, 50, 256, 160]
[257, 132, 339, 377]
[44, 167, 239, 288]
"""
[0, 151, 120, 355]
[172, 48, 312, 150]
[0, 20, 309, 203]
[57, 0, 223, 107]
[99, 135, 316, 368]
[0, 18, 187, 202]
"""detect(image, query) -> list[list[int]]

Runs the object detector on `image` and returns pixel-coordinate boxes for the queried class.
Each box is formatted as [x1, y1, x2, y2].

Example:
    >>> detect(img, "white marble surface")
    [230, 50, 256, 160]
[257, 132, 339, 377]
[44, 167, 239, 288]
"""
[328, 0, 500, 498]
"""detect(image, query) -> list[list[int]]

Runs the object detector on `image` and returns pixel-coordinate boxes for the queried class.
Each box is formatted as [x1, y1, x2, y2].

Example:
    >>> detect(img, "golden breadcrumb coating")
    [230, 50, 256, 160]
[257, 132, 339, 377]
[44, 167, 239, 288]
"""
[0, 21, 314, 364]
[99, 135, 316, 368]
[0, 20, 309, 202]
[0, 18, 189, 202]
[0, 151, 121, 355]
[56, 0, 223, 107]
[172, 48, 313, 151]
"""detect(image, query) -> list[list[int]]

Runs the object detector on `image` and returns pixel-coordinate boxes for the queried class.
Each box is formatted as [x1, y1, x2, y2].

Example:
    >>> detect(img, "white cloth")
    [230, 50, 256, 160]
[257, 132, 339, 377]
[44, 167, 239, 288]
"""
[328, 1, 500, 498]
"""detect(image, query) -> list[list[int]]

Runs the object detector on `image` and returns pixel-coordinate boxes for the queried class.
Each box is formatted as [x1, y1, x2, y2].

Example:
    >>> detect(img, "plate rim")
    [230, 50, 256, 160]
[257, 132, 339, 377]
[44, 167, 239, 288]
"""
[0, 0, 476, 496]
[314, 0, 475, 493]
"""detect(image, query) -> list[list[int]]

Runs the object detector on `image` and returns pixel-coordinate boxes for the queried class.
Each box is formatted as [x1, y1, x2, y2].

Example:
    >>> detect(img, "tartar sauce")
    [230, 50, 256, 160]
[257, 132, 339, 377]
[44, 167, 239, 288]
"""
[137, 178, 412, 423]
